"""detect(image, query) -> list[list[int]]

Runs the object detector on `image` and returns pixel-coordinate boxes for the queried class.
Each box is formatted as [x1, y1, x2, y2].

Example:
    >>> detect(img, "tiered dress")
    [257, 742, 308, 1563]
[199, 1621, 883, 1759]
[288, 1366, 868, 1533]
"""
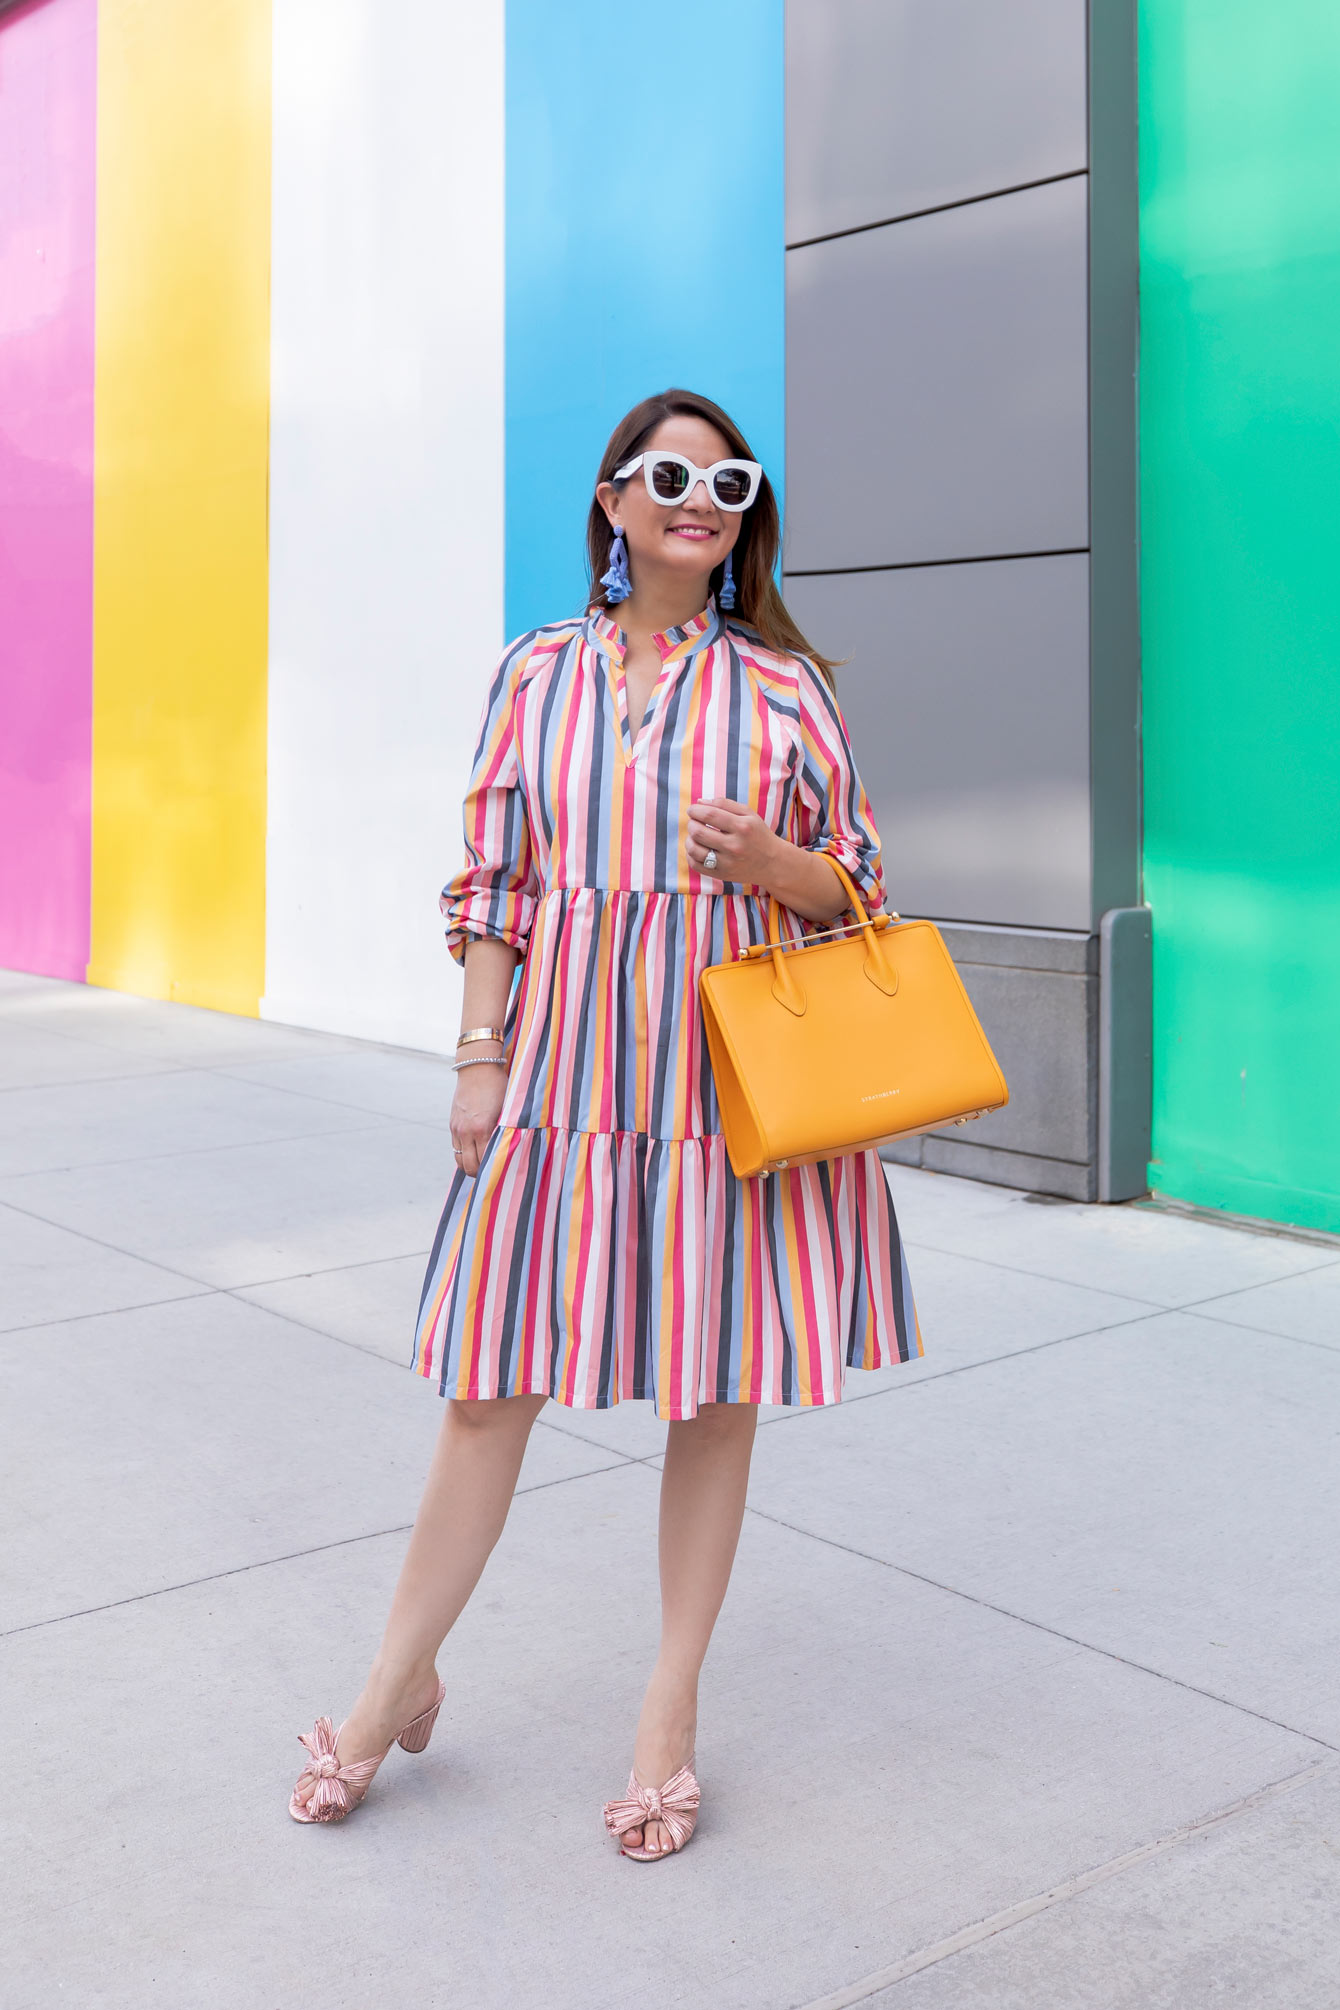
[412, 599, 921, 1418]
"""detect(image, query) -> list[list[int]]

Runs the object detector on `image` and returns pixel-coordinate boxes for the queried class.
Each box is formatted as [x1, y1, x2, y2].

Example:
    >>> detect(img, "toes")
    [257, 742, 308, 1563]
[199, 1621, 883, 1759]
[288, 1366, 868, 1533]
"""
[615, 1818, 678, 1857]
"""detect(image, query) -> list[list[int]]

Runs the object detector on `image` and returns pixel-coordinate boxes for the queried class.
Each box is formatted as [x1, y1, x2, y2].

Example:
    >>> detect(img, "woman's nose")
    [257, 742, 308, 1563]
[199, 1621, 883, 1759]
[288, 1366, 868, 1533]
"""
[682, 481, 713, 510]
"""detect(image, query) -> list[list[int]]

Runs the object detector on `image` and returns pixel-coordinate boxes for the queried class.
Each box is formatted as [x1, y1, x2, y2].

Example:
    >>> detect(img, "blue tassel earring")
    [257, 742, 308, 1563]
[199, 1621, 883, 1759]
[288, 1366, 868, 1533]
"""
[601, 523, 632, 604]
[719, 549, 737, 611]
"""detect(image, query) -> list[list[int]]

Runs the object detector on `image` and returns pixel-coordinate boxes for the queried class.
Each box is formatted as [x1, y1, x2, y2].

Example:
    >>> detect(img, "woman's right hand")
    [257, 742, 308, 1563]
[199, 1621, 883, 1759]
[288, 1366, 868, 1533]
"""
[451, 1054, 509, 1177]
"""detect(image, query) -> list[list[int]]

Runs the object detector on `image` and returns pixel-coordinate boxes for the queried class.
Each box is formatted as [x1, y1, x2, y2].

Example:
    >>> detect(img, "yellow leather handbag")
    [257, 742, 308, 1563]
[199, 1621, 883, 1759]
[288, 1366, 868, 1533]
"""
[698, 853, 1009, 1179]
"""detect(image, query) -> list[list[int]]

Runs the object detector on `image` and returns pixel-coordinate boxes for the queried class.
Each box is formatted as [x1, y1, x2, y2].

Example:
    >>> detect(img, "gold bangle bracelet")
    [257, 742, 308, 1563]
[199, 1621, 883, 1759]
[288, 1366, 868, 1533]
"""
[457, 1025, 505, 1048]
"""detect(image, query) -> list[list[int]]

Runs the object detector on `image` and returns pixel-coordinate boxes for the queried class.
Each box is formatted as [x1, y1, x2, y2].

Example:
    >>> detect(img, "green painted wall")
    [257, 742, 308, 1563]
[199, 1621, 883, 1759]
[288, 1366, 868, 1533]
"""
[1140, 2, 1340, 1232]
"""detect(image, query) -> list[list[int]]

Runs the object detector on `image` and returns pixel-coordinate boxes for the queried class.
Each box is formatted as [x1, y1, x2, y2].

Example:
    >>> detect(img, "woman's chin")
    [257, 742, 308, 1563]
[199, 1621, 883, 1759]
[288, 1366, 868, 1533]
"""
[665, 537, 721, 572]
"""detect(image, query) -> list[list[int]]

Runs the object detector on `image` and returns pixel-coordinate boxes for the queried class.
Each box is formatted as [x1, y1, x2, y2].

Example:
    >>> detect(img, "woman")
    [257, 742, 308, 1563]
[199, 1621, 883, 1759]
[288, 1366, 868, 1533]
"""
[288, 389, 921, 1858]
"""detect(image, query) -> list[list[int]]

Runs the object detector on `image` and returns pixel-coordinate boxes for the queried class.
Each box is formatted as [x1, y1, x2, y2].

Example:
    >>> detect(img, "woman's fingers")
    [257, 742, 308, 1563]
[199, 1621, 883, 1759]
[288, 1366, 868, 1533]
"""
[450, 1081, 507, 1179]
[687, 805, 741, 842]
[687, 798, 768, 877]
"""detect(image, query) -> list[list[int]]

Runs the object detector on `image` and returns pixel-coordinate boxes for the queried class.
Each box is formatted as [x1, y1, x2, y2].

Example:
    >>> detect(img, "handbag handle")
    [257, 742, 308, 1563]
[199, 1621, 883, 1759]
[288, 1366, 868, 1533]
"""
[762, 851, 898, 1017]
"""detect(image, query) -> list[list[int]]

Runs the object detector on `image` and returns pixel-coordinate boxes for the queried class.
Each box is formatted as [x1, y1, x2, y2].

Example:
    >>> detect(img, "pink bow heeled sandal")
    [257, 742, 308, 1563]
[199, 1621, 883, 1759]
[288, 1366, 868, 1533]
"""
[288, 1678, 446, 1824]
[601, 1758, 700, 1861]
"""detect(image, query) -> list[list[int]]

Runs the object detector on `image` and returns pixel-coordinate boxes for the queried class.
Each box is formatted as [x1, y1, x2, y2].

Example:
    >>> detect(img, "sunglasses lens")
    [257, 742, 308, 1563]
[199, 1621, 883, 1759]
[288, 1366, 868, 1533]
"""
[650, 459, 690, 500]
[712, 466, 754, 507]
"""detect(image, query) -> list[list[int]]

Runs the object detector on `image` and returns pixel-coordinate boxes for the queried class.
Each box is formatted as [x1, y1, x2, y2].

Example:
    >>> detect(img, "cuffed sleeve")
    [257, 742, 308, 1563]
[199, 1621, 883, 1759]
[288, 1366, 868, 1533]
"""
[790, 656, 889, 915]
[441, 641, 541, 967]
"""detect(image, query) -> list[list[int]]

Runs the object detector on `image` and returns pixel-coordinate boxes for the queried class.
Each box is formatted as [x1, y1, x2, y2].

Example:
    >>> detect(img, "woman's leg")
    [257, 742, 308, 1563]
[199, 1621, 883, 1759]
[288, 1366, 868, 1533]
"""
[334, 1391, 548, 1765]
[624, 1401, 759, 1854]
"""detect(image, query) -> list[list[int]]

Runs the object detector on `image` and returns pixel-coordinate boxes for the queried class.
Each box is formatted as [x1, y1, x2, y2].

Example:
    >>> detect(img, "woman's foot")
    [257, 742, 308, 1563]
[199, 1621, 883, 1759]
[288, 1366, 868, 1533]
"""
[622, 1672, 697, 1856]
[289, 1672, 445, 1824]
[334, 1660, 443, 1769]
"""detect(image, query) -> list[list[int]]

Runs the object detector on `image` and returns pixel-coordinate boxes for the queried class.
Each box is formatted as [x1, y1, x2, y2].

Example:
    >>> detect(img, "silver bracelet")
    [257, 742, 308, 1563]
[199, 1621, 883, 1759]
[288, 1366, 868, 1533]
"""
[450, 1055, 509, 1071]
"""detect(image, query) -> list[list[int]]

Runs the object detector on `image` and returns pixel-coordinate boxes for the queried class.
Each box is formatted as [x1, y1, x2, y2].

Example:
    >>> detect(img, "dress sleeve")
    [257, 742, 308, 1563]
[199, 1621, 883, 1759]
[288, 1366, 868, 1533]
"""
[790, 655, 889, 915]
[440, 640, 541, 968]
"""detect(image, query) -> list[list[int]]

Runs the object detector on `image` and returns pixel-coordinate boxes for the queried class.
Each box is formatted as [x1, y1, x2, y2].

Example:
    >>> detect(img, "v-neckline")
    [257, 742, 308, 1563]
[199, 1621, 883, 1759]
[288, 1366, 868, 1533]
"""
[614, 653, 673, 761]
[588, 601, 720, 767]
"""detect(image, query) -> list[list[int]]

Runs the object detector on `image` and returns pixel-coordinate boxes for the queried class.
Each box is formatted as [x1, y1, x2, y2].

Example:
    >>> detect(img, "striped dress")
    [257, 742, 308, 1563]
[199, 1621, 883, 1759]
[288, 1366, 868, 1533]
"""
[413, 598, 921, 1418]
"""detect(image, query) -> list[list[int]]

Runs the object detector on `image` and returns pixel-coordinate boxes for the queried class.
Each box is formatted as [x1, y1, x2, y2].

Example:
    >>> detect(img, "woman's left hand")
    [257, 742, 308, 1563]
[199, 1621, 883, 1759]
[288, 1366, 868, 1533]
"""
[685, 798, 782, 886]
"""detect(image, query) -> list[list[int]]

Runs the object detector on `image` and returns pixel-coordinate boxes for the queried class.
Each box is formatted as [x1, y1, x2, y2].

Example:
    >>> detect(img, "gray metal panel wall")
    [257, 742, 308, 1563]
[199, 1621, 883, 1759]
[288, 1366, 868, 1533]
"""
[881, 927, 1099, 1202]
[787, 558, 1091, 929]
[783, 0, 1139, 1200]
[786, 0, 1088, 242]
[785, 179, 1090, 573]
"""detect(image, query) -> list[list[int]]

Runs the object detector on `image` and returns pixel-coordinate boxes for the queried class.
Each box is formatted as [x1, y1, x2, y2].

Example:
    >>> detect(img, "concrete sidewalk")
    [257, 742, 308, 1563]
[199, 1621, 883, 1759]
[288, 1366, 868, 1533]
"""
[2, 969, 1338, 2009]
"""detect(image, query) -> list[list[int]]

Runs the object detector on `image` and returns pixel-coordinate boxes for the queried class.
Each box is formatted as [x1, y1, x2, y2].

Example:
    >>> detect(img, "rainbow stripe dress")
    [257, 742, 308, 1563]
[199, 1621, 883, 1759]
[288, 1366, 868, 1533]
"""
[412, 600, 921, 1418]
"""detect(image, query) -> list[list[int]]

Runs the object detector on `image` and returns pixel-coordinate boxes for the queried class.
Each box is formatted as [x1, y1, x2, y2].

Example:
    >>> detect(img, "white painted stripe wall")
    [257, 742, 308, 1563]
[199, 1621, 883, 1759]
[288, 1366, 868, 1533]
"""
[264, 0, 505, 1052]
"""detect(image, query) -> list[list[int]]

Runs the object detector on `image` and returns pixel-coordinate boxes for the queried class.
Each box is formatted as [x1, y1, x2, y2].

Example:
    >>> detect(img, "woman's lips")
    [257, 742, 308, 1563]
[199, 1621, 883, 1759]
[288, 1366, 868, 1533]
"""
[668, 524, 715, 540]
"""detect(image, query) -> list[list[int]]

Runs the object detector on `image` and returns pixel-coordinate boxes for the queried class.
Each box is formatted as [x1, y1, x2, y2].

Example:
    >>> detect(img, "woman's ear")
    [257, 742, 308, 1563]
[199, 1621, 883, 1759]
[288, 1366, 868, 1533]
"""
[594, 481, 623, 528]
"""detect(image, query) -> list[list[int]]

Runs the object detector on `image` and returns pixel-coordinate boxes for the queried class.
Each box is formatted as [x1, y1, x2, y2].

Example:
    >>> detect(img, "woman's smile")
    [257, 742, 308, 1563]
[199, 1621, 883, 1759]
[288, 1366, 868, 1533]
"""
[667, 521, 717, 541]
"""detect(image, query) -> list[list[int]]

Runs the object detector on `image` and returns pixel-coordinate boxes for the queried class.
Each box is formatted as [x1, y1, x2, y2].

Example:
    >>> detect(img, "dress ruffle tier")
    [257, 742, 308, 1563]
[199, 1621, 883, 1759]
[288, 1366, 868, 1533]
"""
[413, 890, 919, 1419]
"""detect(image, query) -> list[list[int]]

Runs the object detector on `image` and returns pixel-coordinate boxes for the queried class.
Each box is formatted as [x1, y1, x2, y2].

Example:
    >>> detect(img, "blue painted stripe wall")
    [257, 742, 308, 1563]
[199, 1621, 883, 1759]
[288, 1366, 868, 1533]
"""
[504, 0, 785, 640]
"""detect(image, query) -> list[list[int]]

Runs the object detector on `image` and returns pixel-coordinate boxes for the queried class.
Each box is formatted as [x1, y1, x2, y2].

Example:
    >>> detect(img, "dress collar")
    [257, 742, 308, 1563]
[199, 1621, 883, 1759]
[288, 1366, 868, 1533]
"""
[584, 596, 722, 665]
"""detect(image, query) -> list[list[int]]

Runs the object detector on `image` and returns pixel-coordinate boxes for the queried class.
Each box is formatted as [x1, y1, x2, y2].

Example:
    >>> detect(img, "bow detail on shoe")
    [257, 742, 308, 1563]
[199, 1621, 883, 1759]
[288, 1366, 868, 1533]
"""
[291, 1717, 380, 1823]
[602, 1764, 700, 1853]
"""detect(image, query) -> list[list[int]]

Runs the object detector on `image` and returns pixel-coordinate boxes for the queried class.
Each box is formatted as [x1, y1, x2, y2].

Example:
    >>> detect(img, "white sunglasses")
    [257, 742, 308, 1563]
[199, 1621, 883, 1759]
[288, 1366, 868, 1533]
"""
[612, 450, 763, 512]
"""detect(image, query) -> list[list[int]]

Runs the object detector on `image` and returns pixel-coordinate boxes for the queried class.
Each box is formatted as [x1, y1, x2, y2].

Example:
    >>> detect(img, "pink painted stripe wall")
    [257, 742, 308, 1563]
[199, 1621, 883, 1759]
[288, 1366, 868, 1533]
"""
[0, 0, 96, 979]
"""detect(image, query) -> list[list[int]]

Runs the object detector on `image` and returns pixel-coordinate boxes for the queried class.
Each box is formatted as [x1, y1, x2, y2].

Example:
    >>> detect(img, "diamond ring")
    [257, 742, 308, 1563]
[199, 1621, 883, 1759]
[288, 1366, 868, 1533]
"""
[703, 848, 718, 871]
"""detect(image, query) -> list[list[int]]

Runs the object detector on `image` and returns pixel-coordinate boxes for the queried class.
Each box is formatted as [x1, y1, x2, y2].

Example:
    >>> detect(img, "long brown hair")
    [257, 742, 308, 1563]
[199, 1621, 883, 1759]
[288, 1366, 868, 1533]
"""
[585, 388, 838, 687]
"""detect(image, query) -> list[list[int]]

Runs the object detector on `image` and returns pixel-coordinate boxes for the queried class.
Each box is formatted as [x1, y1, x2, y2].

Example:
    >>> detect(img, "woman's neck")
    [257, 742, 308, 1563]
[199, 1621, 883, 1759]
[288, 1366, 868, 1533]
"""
[616, 574, 713, 641]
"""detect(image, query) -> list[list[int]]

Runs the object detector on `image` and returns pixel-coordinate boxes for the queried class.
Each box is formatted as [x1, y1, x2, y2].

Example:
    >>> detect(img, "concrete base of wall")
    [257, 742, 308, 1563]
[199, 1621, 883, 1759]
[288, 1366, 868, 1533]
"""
[880, 921, 1099, 1201]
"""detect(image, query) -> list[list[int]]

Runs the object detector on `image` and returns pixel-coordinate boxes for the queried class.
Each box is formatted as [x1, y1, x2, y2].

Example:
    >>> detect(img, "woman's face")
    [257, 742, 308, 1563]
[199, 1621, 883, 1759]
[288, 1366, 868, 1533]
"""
[597, 414, 744, 600]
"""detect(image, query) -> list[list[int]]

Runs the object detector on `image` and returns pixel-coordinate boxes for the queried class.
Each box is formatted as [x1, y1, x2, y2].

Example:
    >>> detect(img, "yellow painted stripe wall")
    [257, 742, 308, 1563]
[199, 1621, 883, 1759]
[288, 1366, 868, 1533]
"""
[90, 0, 271, 1014]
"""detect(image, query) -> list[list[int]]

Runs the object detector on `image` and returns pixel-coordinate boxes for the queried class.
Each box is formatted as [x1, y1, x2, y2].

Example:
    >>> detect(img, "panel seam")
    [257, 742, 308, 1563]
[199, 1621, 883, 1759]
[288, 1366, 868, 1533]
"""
[786, 168, 1089, 250]
[785, 548, 1088, 577]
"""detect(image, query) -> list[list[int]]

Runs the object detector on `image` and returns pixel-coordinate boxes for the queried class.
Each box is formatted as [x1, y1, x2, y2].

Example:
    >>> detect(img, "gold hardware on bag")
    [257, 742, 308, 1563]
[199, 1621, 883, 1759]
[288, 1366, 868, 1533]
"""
[698, 853, 1009, 1180]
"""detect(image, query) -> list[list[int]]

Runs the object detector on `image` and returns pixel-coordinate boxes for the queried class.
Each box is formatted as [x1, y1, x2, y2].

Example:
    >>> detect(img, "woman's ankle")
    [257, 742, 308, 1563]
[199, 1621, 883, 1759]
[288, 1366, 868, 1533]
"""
[634, 1671, 697, 1770]
[365, 1653, 438, 1711]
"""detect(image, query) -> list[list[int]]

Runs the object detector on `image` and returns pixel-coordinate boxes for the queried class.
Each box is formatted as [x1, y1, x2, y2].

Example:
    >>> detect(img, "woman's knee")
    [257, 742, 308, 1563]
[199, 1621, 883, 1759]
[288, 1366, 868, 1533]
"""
[445, 1392, 547, 1435]
[670, 1402, 758, 1443]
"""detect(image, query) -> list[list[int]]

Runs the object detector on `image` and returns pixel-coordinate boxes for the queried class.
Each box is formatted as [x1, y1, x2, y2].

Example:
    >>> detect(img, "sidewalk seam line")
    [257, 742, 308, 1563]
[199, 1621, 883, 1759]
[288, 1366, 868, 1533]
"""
[907, 1235, 1331, 1316]
[1179, 1307, 1340, 1356]
[1180, 1258, 1340, 1306]
[0, 1458, 642, 1640]
[0, 1199, 427, 1306]
[754, 1308, 1170, 1422]
[0, 1114, 397, 1184]
[213, 1289, 423, 1372]
[0, 1288, 219, 1339]
[742, 1506, 1338, 1754]
[0, 1063, 202, 1095]
[0, 1197, 239, 1290]
[903, 1237, 1166, 1306]
[199, 1063, 457, 1133]
[789, 1757, 1332, 2010]
[229, 1249, 431, 1288]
